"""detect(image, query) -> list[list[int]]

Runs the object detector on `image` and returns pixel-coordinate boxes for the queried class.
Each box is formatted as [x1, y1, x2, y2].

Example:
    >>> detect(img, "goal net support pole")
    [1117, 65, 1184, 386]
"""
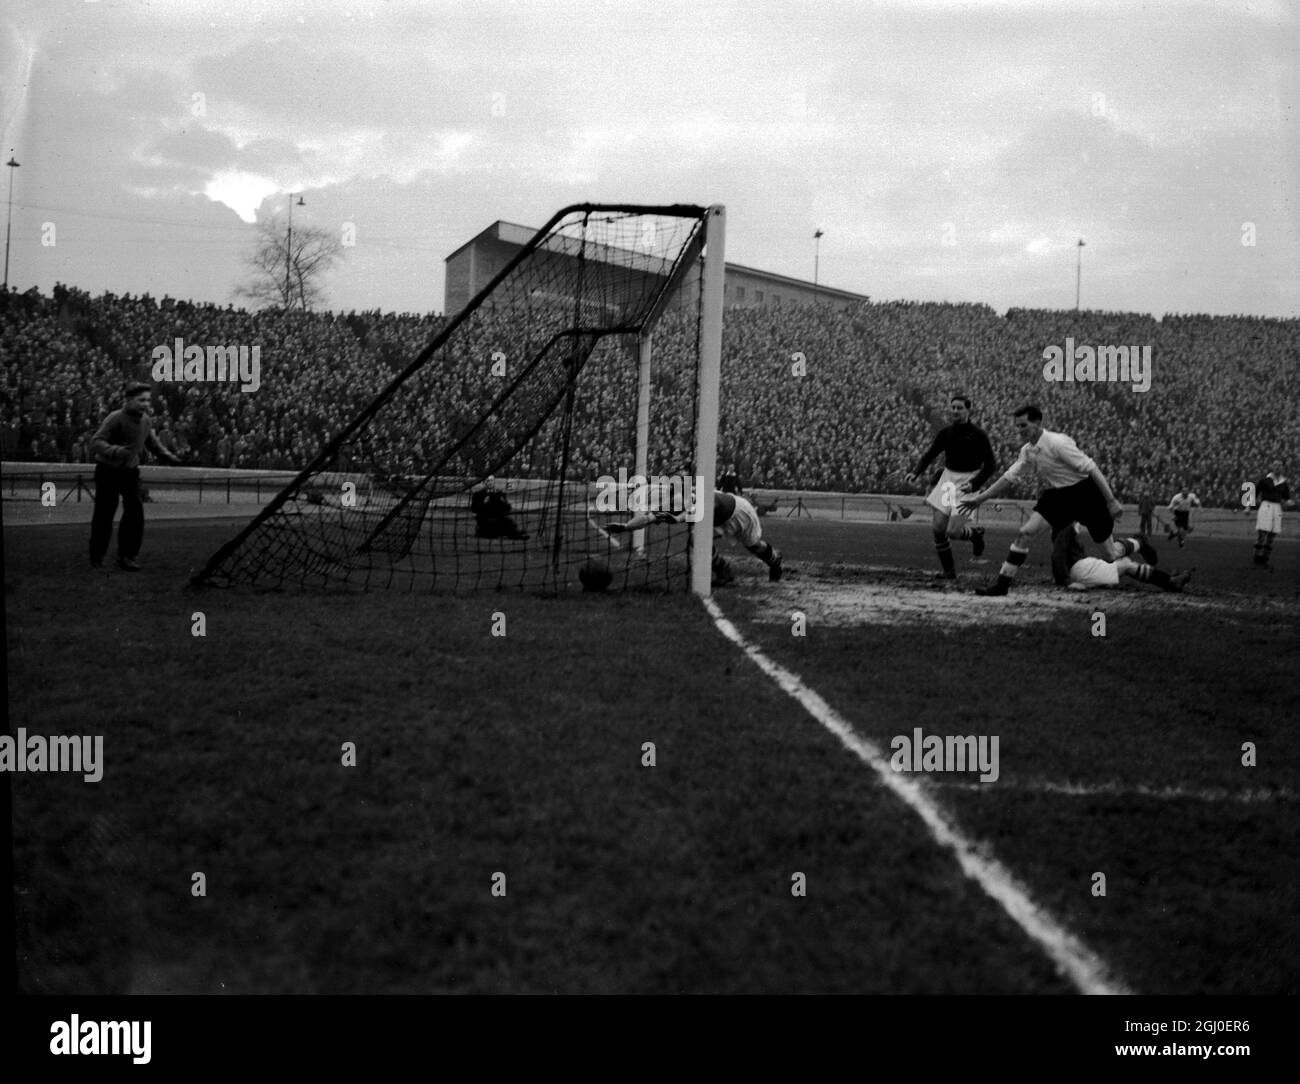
[691, 204, 726, 598]
[634, 330, 652, 556]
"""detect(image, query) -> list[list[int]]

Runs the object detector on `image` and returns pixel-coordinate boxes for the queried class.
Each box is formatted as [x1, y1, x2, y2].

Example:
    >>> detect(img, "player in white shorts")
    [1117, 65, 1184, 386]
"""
[605, 490, 783, 586]
[1251, 467, 1290, 567]
[1052, 523, 1191, 592]
[912, 395, 997, 578]
[1166, 488, 1200, 547]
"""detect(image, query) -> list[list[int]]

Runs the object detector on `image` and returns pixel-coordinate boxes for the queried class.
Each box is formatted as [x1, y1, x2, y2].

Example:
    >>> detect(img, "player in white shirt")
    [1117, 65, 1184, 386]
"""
[958, 404, 1158, 596]
[606, 490, 783, 587]
[1166, 489, 1201, 547]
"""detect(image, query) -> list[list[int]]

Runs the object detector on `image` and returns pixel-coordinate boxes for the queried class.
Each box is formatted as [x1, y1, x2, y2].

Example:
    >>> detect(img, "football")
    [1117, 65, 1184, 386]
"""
[578, 557, 613, 592]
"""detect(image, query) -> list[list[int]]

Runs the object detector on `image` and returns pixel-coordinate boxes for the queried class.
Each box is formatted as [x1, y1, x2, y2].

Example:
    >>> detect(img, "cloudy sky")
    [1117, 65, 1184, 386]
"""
[2, 0, 1295, 318]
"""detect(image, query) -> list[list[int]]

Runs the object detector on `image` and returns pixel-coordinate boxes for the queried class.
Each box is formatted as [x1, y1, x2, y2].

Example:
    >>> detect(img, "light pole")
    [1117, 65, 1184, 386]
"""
[4, 153, 19, 291]
[285, 194, 304, 309]
[1075, 237, 1085, 312]
[813, 228, 824, 304]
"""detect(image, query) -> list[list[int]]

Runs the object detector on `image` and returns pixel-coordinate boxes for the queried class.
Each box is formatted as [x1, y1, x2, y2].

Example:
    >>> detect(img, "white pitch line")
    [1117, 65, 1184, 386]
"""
[704, 596, 1131, 996]
[931, 779, 1295, 803]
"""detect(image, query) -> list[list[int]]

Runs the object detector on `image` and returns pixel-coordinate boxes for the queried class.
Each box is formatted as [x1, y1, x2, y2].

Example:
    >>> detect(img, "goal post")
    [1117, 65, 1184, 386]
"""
[191, 203, 725, 595]
[692, 204, 725, 598]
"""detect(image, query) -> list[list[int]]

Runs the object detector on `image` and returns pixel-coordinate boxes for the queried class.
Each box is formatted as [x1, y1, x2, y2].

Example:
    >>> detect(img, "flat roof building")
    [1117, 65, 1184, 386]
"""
[444, 220, 870, 317]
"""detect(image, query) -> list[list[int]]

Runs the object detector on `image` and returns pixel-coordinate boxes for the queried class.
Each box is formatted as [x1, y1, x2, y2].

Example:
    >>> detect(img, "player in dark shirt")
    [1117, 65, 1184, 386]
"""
[88, 382, 182, 571]
[1252, 467, 1291, 567]
[1137, 492, 1156, 536]
[912, 395, 997, 578]
[718, 464, 742, 495]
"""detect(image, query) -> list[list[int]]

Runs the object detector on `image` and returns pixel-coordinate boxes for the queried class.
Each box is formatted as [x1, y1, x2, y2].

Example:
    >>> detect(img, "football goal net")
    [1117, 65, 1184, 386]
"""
[192, 203, 726, 595]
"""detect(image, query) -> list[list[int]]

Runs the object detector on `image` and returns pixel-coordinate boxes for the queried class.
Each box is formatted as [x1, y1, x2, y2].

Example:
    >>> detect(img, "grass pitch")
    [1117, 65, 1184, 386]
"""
[4, 509, 1297, 994]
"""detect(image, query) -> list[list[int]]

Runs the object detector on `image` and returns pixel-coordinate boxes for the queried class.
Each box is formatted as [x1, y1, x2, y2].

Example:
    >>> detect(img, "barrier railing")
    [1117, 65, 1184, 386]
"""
[0, 462, 1257, 537]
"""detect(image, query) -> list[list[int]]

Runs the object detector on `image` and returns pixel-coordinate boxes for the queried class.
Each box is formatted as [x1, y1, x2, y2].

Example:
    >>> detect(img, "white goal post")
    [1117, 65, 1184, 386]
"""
[691, 204, 726, 597]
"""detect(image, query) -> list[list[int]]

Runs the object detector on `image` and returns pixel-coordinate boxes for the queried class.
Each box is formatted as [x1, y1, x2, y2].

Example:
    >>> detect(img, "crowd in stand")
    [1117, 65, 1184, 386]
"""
[3, 282, 1295, 507]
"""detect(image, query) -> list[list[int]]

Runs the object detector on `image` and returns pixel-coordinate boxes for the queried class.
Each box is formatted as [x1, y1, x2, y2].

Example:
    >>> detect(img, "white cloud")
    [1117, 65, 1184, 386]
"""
[204, 170, 280, 222]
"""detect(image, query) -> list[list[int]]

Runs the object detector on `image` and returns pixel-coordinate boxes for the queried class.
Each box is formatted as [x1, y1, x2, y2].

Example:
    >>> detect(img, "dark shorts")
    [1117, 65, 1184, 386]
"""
[1174, 510, 1190, 529]
[1035, 478, 1114, 543]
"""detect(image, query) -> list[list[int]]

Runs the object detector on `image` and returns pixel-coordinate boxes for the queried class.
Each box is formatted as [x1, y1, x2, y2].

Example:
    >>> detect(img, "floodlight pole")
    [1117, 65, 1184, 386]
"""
[285, 194, 304, 309]
[813, 228, 823, 304]
[4, 154, 19, 291]
[1075, 238, 1084, 311]
[691, 205, 726, 598]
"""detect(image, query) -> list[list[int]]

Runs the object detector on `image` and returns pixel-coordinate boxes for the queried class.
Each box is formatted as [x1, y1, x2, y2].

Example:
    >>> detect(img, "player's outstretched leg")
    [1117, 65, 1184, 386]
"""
[1109, 534, 1158, 565]
[1130, 564, 1192, 592]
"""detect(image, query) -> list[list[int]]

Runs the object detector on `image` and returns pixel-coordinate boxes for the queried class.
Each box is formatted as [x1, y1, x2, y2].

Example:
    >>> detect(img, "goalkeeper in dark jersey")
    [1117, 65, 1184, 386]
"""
[911, 394, 997, 579]
[606, 490, 782, 587]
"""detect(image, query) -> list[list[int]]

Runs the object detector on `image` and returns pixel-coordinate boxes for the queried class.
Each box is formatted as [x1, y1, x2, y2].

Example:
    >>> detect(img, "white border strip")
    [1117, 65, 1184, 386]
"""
[704, 596, 1131, 996]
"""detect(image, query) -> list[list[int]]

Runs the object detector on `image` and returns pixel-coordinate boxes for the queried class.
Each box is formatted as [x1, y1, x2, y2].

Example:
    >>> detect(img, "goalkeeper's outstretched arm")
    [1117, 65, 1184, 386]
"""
[604, 510, 684, 534]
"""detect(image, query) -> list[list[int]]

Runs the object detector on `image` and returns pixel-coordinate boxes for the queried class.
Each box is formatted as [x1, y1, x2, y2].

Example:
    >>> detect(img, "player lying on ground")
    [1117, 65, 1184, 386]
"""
[958, 403, 1158, 596]
[1052, 522, 1191, 592]
[604, 491, 783, 586]
[911, 393, 996, 578]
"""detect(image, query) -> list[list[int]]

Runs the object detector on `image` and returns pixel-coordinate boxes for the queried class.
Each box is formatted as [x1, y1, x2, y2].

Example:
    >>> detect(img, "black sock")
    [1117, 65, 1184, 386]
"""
[997, 544, 1029, 582]
[934, 535, 955, 574]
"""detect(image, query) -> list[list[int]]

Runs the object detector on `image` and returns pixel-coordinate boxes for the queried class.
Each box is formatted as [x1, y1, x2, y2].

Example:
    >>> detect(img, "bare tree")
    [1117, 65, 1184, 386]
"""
[235, 216, 344, 311]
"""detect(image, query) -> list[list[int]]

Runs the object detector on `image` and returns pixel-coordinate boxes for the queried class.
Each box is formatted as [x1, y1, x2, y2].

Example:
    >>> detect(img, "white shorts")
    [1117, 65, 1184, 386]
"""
[718, 494, 763, 548]
[1067, 557, 1121, 589]
[926, 468, 980, 520]
[1256, 501, 1282, 534]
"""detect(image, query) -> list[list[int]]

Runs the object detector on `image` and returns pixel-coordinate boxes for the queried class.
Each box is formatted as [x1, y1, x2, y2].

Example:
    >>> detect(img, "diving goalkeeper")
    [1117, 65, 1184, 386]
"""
[606, 490, 784, 587]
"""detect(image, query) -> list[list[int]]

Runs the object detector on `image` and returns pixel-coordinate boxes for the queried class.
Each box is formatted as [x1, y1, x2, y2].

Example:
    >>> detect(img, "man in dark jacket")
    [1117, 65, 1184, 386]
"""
[89, 383, 181, 571]
[470, 476, 528, 541]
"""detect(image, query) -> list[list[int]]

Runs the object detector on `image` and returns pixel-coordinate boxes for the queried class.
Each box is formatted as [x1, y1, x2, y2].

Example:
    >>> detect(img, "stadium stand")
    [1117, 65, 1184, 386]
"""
[3, 283, 1296, 507]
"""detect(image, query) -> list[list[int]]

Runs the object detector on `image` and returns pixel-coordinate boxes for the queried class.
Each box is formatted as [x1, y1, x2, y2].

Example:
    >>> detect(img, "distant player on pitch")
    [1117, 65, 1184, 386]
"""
[958, 404, 1157, 596]
[1251, 465, 1291, 568]
[912, 393, 997, 578]
[606, 489, 782, 587]
[1166, 487, 1201, 547]
[1052, 523, 1191, 593]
